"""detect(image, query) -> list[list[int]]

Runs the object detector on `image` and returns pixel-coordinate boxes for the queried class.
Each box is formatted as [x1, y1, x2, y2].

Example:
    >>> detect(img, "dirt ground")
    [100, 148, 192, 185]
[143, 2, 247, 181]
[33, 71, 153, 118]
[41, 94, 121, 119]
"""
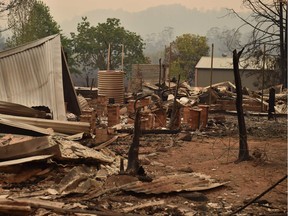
[104, 113, 287, 215]
[0, 112, 287, 216]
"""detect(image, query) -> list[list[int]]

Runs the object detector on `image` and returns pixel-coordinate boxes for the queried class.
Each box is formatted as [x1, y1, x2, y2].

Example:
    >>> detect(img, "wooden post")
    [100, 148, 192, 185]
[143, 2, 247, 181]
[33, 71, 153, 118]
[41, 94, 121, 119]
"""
[233, 48, 249, 163]
[162, 64, 166, 84]
[261, 44, 266, 112]
[90, 78, 95, 98]
[119, 158, 124, 174]
[268, 88, 276, 120]
[169, 43, 172, 88]
[209, 44, 214, 105]
[137, 63, 142, 92]
[158, 58, 162, 91]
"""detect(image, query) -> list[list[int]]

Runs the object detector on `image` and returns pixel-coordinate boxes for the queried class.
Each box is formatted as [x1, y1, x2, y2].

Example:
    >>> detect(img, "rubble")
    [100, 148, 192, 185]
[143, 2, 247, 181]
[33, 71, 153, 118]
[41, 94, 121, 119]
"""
[0, 43, 286, 215]
[120, 173, 228, 194]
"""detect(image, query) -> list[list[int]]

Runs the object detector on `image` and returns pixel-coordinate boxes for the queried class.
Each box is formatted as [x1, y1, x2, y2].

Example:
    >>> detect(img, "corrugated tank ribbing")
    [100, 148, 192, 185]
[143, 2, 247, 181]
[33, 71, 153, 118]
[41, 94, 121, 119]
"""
[98, 70, 124, 104]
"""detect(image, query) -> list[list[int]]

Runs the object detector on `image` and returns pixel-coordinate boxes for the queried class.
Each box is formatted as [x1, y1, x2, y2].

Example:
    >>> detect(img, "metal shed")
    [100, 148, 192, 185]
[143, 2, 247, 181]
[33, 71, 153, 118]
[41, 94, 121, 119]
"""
[0, 34, 80, 120]
[195, 56, 270, 90]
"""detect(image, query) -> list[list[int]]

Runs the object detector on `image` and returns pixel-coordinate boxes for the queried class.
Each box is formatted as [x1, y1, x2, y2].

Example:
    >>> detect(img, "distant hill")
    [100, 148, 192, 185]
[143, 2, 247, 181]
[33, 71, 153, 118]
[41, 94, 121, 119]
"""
[60, 4, 250, 38]
[59, 4, 251, 62]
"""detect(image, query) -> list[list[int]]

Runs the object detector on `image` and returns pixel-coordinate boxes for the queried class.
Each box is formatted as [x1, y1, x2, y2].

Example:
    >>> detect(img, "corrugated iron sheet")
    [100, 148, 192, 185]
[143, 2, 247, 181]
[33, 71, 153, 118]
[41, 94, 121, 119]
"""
[0, 117, 52, 136]
[0, 101, 45, 117]
[121, 173, 227, 194]
[0, 34, 79, 120]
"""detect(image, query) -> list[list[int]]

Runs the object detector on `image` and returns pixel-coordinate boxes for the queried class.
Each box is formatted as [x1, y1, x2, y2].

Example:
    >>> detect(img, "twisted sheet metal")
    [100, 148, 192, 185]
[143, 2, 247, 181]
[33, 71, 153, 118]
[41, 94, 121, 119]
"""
[121, 172, 227, 194]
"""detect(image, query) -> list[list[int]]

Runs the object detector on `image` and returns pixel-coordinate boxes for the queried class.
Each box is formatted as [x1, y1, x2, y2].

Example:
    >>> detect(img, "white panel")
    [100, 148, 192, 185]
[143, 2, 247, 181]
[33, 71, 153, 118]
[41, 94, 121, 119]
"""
[0, 34, 67, 120]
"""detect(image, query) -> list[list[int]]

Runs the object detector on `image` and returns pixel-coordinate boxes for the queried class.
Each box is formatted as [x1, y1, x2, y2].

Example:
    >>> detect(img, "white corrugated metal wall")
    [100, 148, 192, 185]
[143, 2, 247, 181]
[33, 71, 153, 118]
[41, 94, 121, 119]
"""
[0, 34, 67, 120]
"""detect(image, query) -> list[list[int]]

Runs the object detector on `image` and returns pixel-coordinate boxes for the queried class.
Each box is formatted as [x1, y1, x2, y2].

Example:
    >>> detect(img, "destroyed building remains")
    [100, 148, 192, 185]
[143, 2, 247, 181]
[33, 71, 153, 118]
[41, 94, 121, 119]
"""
[0, 35, 287, 216]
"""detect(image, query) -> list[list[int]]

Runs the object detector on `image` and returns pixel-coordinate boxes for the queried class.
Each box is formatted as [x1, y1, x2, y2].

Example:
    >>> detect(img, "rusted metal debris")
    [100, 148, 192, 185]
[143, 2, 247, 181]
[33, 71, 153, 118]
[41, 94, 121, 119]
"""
[0, 40, 286, 216]
[121, 173, 227, 194]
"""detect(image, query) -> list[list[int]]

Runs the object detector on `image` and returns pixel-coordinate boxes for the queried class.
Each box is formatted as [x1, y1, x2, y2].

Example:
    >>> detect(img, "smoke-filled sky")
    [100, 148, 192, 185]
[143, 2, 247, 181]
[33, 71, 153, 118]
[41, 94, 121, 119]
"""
[43, 0, 248, 23]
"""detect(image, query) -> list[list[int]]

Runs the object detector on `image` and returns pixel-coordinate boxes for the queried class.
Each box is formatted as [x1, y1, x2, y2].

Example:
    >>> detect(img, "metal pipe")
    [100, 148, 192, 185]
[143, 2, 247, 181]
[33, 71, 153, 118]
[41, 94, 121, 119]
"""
[158, 58, 162, 91]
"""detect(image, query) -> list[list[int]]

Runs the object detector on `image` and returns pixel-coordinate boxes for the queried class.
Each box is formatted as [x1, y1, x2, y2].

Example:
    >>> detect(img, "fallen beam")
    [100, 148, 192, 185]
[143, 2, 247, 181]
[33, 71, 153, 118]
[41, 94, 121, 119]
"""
[0, 118, 52, 136]
[0, 155, 53, 167]
[0, 203, 31, 216]
[0, 114, 90, 135]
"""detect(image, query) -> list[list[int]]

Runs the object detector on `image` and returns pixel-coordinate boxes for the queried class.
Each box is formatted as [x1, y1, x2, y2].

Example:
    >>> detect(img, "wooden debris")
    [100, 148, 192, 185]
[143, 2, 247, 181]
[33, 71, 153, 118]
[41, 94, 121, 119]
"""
[0, 199, 31, 216]
[204, 81, 236, 91]
[0, 135, 59, 160]
[0, 155, 53, 167]
[53, 136, 114, 163]
[94, 135, 118, 150]
[65, 132, 85, 141]
[0, 197, 132, 216]
[52, 166, 102, 196]
[122, 200, 165, 213]
[3, 167, 52, 183]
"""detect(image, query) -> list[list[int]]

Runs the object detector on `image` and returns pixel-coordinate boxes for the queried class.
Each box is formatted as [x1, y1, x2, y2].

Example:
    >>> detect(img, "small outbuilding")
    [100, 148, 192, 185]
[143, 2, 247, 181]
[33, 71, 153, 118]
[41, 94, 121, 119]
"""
[195, 56, 271, 90]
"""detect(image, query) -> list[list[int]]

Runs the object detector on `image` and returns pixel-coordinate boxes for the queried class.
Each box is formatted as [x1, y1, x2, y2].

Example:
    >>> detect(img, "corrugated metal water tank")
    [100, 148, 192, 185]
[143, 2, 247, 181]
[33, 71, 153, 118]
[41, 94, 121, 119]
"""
[98, 70, 124, 104]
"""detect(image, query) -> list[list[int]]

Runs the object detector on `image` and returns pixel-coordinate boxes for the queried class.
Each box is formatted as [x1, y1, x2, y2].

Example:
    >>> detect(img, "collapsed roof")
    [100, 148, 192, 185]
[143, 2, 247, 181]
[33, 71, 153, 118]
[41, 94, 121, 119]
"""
[0, 34, 80, 120]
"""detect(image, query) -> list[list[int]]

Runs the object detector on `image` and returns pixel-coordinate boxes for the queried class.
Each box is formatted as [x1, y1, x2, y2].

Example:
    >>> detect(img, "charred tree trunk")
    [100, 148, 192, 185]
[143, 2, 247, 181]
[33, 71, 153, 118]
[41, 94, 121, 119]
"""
[268, 88, 276, 120]
[233, 48, 250, 163]
[126, 109, 141, 175]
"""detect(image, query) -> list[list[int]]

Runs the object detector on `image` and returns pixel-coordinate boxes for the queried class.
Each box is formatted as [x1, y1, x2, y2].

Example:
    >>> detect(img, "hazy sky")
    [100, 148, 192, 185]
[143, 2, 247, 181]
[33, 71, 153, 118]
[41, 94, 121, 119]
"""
[43, 0, 247, 23]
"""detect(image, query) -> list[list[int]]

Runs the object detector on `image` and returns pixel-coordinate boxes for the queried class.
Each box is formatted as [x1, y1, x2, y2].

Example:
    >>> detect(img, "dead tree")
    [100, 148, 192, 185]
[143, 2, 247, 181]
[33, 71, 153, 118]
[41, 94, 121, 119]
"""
[126, 109, 141, 175]
[233, 48, 250, 163]
[228, 1, 287, 88]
